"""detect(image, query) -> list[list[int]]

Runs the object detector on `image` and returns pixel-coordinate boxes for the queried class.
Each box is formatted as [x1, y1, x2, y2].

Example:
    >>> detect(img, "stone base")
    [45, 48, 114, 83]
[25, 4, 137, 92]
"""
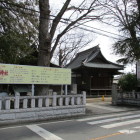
[0, 105, 85, 125]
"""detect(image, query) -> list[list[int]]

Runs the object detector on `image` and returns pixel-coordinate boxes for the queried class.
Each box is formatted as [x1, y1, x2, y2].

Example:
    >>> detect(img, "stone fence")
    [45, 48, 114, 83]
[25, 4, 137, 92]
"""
[0, 92, 86, 125]
[112, 84, 140, 106]
[116, 92, 140, 105]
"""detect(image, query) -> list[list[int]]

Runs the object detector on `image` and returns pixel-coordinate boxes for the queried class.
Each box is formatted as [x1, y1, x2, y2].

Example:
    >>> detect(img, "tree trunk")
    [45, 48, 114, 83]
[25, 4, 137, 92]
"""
[36, 0, 51, 95]
[136, 0, 140, 16]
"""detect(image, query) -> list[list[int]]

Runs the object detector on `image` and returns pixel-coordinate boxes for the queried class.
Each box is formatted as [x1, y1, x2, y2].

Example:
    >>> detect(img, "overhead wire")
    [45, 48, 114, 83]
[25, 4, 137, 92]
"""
[0, 1, 125, 39]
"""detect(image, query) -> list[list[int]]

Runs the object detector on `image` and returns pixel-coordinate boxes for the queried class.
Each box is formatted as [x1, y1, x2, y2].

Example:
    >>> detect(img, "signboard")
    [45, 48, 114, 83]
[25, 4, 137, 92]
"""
[137, 61, 140, 80]
[0, 64, 71, 85]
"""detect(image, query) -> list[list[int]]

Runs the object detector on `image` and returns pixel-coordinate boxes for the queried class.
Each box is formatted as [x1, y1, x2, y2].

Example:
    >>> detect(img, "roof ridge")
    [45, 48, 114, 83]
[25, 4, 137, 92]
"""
[66, 45, 99, 67]
[78, 45, 99, 55]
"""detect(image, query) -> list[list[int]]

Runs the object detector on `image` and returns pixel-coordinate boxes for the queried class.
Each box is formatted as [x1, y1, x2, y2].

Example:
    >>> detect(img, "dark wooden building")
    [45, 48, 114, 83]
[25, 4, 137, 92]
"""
[66, 46, 124, 96]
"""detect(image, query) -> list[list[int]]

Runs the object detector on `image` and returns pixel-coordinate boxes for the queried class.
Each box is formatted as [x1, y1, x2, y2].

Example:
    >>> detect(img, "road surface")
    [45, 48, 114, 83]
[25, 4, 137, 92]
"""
[1, 101, 140, 140]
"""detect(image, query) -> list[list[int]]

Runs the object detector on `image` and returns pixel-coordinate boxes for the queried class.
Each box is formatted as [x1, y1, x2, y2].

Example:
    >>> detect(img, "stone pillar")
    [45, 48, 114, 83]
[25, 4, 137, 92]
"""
[52, 92, 57, 107]
[76, 97, 81, 105]
[45, 98, 49, 107]
[38, 98, 43, 108]
[112, 84, 118, 105]
[65, 97, 69, 106]
[82, 91, 86, 105]
[23, 99, 28, 109]
[5, 99, 10, 110]
[14, 95, 20, 109]
[58, 97, 63, 106]
[71, 97, 75, 106]
[31, 98, 35, 108]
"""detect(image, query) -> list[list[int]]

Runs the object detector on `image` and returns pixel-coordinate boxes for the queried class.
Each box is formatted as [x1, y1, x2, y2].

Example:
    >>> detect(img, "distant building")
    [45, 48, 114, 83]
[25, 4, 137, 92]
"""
[113, 75, 122, 84]
[66, 46, 124, 96]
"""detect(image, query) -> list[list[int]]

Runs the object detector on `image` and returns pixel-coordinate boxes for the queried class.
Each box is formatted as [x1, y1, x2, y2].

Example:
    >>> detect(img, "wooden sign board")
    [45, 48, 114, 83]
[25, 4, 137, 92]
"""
[0, 64, 71, 85]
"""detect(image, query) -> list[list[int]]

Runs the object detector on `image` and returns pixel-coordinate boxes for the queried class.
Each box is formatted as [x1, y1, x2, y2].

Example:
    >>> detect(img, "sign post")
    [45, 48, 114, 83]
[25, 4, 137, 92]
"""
[65, 85, 68, 95]
[32, 84, 35, 96]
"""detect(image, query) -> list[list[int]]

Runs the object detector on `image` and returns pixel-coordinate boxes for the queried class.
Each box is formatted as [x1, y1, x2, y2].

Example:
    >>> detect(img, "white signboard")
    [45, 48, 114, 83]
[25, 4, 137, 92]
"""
[0, 64, 71, 85]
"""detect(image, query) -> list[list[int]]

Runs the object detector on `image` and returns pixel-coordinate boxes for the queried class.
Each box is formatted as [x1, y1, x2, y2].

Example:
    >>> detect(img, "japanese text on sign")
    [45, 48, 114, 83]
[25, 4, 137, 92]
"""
[0, 64, 71, 85]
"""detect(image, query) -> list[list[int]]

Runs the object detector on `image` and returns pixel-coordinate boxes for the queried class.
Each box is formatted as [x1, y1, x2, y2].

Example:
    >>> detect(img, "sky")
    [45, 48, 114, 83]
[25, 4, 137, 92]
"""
[76, 20, 136, 74]
[50, 0, 136, 74]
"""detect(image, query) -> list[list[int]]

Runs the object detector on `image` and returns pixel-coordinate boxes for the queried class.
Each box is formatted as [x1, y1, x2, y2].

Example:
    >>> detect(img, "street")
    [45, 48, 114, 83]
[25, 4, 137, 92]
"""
[0, 99, 140, 140]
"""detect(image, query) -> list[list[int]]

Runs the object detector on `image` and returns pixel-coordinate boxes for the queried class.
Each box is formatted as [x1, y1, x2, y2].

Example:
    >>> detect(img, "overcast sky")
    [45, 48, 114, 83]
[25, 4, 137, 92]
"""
[87, 21, 136, 74]
[50, 0, 136, 74]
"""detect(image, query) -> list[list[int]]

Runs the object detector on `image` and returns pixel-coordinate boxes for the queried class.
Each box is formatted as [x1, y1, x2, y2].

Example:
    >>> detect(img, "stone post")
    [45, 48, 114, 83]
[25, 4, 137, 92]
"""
[23, 99, 28, 109]
[31, 98, 35, 108]
[38, 98, 43, 108]
[45, 98, 49, 107]
[82, 91, 86, 105]
[76, 97, 81, 105]
[14, 95, 20, 109]
[52, 92, 57, 107]
[112, 84, 118, 105]
[5, 99, 10, 110]
[71, 97, 75, 106]
[58, 97, 63, 106]
[65, 97, 69, 106]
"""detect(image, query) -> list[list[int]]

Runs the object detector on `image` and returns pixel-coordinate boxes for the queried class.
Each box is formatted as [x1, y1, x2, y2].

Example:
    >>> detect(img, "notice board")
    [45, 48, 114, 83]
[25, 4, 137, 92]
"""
[0, 64, 71, 85]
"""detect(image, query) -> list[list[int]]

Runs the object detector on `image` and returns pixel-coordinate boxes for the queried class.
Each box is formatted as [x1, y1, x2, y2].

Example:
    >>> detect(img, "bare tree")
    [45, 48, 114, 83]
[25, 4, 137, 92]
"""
[103, 0, 140, 64]
[53, 31, 93, 67]
[38, 0, 106, 95]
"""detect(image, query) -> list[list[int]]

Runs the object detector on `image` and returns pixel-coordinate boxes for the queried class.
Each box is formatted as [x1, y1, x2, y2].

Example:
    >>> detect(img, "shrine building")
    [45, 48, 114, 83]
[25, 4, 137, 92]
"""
[66, 46, 124, 96]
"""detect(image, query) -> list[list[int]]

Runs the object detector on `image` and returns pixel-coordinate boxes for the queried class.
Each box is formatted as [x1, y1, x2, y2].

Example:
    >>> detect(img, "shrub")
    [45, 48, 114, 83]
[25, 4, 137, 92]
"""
[118, 73, 137, 92]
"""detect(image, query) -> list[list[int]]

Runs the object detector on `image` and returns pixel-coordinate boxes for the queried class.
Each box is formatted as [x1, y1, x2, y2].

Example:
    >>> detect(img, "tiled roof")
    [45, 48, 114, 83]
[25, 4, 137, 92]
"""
[66, 46, 123, 70]
[84, 63, 123, 69]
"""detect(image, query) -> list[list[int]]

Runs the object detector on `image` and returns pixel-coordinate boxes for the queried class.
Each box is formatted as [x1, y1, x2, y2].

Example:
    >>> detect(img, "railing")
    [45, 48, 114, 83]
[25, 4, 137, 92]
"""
[117, 92, 140, 99]
[0, 92, 86, 111]
[117, 92, 140, 105]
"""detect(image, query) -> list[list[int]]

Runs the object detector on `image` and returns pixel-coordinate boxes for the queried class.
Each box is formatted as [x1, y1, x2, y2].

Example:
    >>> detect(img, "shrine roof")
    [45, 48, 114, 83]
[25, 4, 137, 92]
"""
[66, 45, 124, 70]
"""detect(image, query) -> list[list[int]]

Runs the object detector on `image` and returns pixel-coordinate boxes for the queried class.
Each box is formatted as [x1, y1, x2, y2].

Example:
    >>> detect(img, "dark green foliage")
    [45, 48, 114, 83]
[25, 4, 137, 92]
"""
[118, 73, 137, 91]
[0, 31, 34, 64]
[112, 0, 140, 64]
[0, 0, 38, 64]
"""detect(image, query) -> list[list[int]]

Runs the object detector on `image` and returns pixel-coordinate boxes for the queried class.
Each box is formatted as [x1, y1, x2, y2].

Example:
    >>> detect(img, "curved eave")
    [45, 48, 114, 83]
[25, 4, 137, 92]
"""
[87, 50, 124, 68]
[83, 63, 123, 70]
[66, 64, 82, 70]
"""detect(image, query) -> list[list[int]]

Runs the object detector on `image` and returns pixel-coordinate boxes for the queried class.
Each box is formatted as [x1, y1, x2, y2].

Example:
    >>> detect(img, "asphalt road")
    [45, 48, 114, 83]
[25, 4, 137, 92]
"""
[1, 100, 140, 140]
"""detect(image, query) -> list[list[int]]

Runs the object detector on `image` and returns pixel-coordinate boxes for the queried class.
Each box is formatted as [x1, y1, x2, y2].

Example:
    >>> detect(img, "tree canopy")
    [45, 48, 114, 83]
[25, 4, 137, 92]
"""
[0, 0, 38, 64]
[118, 73, 137, 92]
[105, 0, 140, 64]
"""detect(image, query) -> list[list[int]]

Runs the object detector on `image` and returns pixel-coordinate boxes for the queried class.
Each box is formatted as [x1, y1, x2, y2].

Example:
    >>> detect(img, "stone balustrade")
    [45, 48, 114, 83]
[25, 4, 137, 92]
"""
[0, 92, 86, 124]
[116, 92, 140, 105]
[0, 92, 86, 111]
[117, 92, 140, 99]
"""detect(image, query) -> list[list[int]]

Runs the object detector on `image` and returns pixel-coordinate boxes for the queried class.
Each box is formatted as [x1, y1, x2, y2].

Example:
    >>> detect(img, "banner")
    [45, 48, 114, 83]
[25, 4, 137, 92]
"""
[0, 64, 71, 85]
